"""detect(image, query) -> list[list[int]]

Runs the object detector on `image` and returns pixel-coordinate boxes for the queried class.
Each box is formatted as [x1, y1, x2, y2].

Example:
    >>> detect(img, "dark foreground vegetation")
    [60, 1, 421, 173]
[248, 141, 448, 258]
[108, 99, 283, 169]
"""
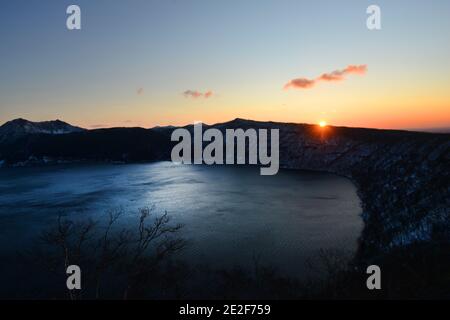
[10, 208, 449, 300]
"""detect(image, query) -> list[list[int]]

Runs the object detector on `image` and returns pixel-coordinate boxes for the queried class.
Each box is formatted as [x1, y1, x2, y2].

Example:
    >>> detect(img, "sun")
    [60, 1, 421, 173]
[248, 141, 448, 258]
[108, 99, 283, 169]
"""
[319, 120, 327, 128]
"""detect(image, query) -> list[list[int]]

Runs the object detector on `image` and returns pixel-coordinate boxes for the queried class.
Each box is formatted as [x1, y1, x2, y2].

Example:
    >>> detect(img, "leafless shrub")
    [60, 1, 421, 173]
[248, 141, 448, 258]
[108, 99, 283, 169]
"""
[31, 206, 186, 299]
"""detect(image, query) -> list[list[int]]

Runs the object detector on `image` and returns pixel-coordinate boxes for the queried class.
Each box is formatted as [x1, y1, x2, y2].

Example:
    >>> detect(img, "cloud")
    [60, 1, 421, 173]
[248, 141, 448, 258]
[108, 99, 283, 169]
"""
[284, 64, 367, 90]
[136, 87, 144, 95]
[318, 65, 367, 82]
[89, 124, 108, 129]
[284, 78, 316, 89]
[183, 90, 214, 99]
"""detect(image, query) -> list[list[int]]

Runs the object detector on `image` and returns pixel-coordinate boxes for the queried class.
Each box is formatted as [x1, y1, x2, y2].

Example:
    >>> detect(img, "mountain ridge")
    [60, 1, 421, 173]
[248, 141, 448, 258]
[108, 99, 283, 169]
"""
[3, 117, 448, 134]
[0, 118, 85, 144]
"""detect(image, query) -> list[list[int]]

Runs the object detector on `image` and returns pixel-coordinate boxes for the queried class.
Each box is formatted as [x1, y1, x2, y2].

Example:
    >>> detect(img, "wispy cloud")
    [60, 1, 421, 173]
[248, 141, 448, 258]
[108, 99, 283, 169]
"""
[284, 78, 316, 89]
[89, 124, 108, 129]
[284, 65, 367, 90]
[318, 65, 367, 82]
[183, 90, 214, 99]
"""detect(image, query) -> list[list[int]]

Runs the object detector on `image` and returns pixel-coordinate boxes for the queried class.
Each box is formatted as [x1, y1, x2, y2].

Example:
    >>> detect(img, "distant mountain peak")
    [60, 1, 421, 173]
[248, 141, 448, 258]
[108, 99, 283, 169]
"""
[0, 118, 86, 143]
[7, 118, 29, 124]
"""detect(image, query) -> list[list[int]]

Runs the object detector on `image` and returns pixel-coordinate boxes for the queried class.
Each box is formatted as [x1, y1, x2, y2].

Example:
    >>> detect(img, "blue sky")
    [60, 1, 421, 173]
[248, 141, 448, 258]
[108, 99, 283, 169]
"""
[1, 0, 449, 129]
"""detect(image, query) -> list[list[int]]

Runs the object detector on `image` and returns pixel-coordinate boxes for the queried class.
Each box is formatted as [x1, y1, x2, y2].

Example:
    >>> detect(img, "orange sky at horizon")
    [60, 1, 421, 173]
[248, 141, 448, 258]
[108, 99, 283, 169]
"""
[70, 89, 450, 131]
[7, 94, 448, 131]
[4, 81, 449, 131]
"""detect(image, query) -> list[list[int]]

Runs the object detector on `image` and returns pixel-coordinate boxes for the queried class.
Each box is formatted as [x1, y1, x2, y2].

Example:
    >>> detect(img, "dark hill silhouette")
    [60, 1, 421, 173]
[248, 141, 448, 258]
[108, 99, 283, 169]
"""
[0, 118, 84, 144]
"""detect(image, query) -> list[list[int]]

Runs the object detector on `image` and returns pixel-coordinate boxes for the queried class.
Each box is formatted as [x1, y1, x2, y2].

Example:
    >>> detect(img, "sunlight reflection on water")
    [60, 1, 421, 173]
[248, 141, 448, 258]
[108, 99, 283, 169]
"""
[0, 161, 363, 280]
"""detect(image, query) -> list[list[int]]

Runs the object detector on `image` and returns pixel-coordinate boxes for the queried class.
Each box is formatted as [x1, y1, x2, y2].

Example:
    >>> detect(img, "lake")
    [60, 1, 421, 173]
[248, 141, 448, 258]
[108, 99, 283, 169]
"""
[0, 162, 363, 297]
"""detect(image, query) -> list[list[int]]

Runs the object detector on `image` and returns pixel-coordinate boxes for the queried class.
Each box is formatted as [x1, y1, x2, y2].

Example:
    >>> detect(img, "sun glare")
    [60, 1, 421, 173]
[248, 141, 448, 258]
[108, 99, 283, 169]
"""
[319, 121, 327, 128]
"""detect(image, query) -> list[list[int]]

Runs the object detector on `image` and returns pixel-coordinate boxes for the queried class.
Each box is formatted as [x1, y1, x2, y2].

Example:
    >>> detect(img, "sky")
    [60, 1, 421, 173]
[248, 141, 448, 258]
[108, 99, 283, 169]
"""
[0, 0, 449, 130]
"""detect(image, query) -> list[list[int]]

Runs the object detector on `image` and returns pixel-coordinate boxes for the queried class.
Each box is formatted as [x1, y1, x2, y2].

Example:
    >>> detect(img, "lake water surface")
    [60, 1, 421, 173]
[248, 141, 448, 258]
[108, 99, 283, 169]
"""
[0, 162, 363, 294]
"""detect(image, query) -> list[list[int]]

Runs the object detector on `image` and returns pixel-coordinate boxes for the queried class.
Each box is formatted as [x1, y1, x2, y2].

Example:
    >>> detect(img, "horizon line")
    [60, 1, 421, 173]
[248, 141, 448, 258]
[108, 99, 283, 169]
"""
[2, 117, 450, 134]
